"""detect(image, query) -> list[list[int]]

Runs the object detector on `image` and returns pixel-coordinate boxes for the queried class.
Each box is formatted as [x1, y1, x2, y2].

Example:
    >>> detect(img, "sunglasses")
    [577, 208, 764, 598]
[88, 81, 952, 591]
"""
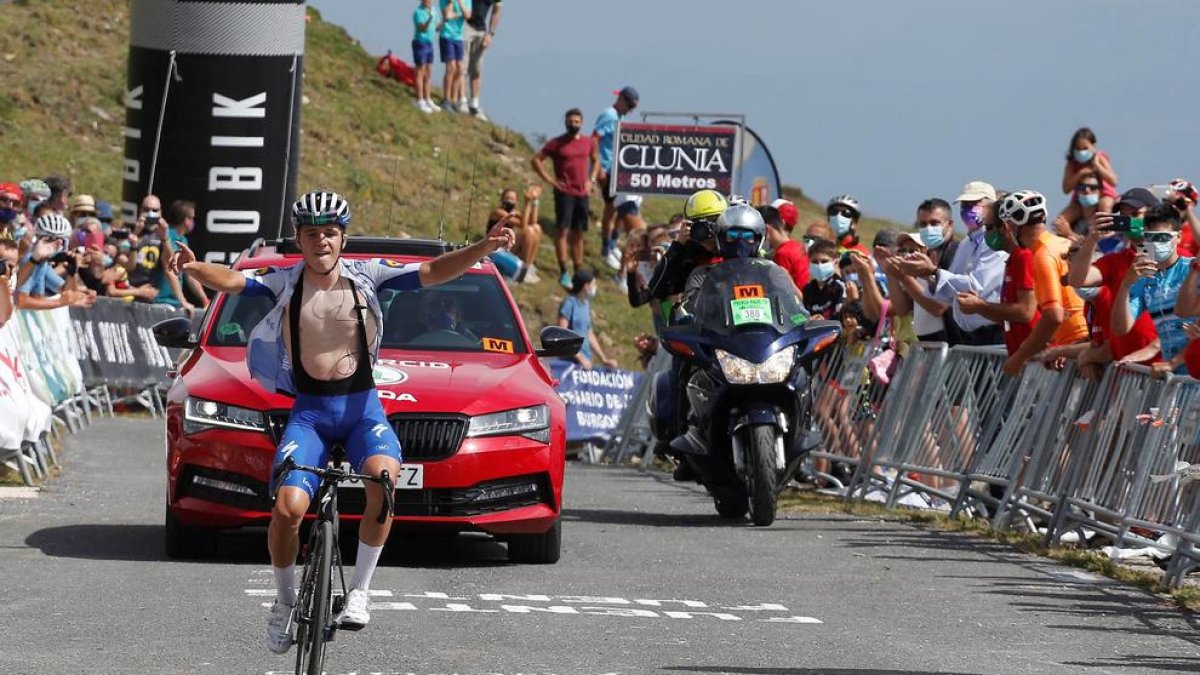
[1075, 183, 1101, 193]
[1142, 231, 1176, 243]
[724, 230, 758, 242]
[828, 207, 856, 218]
[0, 197, 16, 207]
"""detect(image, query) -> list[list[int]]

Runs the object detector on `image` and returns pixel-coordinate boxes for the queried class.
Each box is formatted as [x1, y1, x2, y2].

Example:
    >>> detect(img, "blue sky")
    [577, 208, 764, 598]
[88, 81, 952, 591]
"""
[311, 0, 1200, 224]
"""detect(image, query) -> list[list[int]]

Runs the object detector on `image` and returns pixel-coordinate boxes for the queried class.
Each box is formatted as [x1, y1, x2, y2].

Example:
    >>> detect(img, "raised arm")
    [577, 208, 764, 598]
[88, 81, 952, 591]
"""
[171, 244, 247, 295]
[419, 227, 515, 287]
[1067, 229, 1106, 287]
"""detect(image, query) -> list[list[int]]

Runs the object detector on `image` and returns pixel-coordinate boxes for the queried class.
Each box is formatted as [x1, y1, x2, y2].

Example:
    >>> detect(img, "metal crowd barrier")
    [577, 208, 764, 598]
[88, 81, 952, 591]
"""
[805, 338, 893, 488]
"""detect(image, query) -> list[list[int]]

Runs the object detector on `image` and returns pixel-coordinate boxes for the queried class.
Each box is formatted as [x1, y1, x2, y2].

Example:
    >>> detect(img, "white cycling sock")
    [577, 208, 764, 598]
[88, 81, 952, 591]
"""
[349, 541, 384, 592]
[274, 564, 297, 605]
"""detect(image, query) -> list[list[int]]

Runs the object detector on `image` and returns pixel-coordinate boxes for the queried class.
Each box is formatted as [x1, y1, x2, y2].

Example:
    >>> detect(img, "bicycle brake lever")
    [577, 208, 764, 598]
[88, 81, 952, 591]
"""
[377, 470, 394, 524]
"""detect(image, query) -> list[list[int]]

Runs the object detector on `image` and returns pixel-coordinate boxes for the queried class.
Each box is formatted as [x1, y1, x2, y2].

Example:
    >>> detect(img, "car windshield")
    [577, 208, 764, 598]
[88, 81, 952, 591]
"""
[692, 258, 809, 337]
[207, 266, 526, 354]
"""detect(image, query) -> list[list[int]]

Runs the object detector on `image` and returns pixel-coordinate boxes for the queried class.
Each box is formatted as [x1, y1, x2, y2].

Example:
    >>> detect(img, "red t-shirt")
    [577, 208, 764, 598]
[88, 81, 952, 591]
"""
[538, 133, 592, 197]
[1002, 248, 1040, 356]
[1179, 227, 1198, 258]
[772, 239, 810, 289]
[1093, 249, 1159, 361]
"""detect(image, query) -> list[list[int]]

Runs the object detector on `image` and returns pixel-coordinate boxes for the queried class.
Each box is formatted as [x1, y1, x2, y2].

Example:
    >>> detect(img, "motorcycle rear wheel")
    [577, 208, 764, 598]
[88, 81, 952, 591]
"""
[745, 425, 778, 526]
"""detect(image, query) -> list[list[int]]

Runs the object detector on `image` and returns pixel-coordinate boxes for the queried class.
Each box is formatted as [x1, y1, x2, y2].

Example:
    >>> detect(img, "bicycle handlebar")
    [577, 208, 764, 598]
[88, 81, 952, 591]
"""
[271, 457, 396, 524]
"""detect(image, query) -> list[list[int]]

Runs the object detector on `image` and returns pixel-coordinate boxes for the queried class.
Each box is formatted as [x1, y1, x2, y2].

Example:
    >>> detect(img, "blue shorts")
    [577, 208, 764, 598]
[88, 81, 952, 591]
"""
[439, 37, 464, 63]
[272, 389, 403, 500]
[412, 39, 434, 66]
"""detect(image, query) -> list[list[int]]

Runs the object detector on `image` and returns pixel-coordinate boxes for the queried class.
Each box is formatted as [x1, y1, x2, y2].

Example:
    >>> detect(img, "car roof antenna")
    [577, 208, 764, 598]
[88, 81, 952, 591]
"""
[463, 151, 480, 245]
[436, 147, 452, 243]
[386, 153, 401, 239]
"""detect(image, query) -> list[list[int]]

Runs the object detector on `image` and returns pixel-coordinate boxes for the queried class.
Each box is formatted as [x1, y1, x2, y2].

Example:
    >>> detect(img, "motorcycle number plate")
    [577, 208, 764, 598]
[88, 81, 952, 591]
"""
[730, 297, 773, 326]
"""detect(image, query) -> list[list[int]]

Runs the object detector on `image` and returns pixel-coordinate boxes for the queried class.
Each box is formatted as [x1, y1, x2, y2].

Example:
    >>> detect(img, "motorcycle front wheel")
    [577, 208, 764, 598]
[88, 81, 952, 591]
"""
[744, 425, 779, 526]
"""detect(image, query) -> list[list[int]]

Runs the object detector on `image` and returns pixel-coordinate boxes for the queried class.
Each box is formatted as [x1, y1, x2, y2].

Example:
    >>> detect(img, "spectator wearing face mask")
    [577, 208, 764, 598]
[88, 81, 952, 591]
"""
[15, 213, 94, 310]
[532, 108, 596, 288]
[1163, 179, 1200, 257]
[825, 195, 869, 257]
[19, 178, 50, 221]
[761, 205, 809, 290]
[1122, 205, 1197, 376]
[1059, 127, 1119, 229]
[0, 183, 24, 242]
[1053, 170, 1103, 241]
[557, 268, 616, 370]
[880, 232, 946, 341]
[802, 239, 850, 320]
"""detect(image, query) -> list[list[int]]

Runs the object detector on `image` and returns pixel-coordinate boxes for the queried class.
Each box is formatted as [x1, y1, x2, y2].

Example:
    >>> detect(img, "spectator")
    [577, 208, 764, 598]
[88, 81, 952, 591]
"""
[0, 239, 15, 326]
[996, 190, 1087, 376]
[0, 183, 21, 240]
[802, 239, 852, 320]
[1057, 127, 1118, 232]
[438, 0, 470, 113]
[557, 268, 617, 369]
[770, 198, 800, 232]
[15, 213, 94, 310]
[532, 107, 596, 288]
[463, 0, 502, 120]
[1053, 170, 1103, 241]
[134, 194, 162, 238]
[761, 204, 809, 290]
[956, 202, 1040, 360]
[411, 0, 440, 114]
[1117, 204, 1194, 376]
[147, 200, 209, 314]
[883, 232, 947, 341]
[592, 86, 639, 270]
[485, 186, 542, 272]
[95, 200, 115, 230]
[826, 194, 869, 256]
[870, 227, 899, 298]
[1164, 179, 1200, 257]
[44, 176, 71, 213]
[614, 194, 646, 240]
[803, 221, 834, 250]
[19, 178, 50, 219]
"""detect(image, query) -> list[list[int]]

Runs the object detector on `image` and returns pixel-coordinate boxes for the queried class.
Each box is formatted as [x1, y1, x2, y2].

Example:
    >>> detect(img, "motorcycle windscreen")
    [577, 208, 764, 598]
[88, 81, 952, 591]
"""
[692, 258, 810, 337]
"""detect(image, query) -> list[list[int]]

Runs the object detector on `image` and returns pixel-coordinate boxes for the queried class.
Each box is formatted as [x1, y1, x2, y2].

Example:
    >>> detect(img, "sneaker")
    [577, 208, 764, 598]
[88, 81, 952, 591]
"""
[416, 99, 433, 114]
[441, 99, 457, 113]
[425, 99, 440, 113]
[264, 599, 295, 655]
[559, 271, 573, 289]
[336, 588, 370, 629]
[523, 264, 541, 284]
[472, 108, 489, 122]
[457, 100, 470, 114]
[604, 247, 622, 270]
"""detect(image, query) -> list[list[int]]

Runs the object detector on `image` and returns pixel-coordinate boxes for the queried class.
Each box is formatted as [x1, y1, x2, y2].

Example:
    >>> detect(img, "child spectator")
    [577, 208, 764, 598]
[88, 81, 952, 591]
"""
[412, 0, 439, 113]
[803, 221, 835, 250]
[557, 269, 617, 370]
[438, 0, 470, 113]
[999, 190, 1088, 376]
[802, 239, 850, 320]
[1056, 127, 1119, 234]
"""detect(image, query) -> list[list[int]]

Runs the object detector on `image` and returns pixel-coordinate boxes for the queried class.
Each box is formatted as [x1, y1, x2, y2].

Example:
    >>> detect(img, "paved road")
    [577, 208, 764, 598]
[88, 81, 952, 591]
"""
[2, 418, 1198, 674]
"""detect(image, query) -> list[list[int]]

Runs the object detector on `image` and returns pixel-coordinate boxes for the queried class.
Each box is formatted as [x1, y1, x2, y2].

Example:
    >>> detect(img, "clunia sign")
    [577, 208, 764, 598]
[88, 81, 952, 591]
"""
[610, 123, 739, 197]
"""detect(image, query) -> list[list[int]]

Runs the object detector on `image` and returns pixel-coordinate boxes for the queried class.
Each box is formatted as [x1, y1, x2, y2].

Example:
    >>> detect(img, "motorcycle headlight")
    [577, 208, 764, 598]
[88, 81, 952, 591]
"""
[467, 404, 551, 443]
[715, 346, 796, 385]
[183, 397, 267, 434]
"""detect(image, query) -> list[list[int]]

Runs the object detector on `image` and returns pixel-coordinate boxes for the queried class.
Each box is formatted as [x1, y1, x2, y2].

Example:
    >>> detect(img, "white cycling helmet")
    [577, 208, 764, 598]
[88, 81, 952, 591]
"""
[827, 194, 861, 217]
[291, 189, 351, 229]
[34, 213, 71, 240]
[998, 190, 1047, 226]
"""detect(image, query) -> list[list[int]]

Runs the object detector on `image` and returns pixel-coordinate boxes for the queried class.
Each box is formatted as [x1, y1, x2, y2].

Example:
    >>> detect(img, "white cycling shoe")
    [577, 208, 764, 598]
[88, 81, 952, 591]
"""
[264, 599, 295, 655]
[336, 589, 370, 630]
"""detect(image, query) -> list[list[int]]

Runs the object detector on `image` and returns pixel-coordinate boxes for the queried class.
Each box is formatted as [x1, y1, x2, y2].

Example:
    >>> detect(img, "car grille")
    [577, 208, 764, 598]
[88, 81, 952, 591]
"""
[390, 414, 467, 462]
[265, 411, 466, 463]
[338, 473, 552, 518]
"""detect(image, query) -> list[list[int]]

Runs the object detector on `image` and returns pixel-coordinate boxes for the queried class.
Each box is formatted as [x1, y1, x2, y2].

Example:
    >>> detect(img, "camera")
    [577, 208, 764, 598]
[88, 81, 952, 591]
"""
[689, 219, 713, 242]
[838, 252, 853, 269]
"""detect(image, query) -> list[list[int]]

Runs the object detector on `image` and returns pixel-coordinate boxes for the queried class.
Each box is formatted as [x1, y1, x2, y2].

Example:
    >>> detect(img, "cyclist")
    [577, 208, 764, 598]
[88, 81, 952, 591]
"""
[169, 189, 515, 654]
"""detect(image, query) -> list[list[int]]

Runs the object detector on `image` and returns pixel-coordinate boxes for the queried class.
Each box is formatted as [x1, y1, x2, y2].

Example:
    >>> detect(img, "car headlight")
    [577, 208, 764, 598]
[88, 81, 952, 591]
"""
[467, 405, 550, 443]
[715, 346, 796, 385]
[183, 397, 267, 435]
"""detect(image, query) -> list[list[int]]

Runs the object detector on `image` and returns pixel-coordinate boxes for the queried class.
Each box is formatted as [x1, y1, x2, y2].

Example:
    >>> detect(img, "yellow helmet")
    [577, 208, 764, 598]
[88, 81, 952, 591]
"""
[683, 189, 728, 221]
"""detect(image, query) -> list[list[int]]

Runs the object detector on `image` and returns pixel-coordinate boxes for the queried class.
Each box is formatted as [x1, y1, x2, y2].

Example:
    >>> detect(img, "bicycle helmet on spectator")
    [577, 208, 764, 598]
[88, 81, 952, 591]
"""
[998, 190, 1047, 227]
[827, 194, 861, 217]
[20, 178, 50, 201]
[34, 213, 71, 240]
[291, 189, 351, 230]
[714, 203, 766, 259]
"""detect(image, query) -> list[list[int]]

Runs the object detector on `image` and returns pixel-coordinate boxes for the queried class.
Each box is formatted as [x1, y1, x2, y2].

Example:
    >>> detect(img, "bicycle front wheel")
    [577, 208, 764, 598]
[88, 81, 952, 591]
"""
[295, 519, 334, 675]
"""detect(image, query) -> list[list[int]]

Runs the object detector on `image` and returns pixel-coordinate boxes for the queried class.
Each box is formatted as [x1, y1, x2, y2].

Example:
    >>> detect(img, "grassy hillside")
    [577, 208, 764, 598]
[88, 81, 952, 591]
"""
[0, 1, 900, 366]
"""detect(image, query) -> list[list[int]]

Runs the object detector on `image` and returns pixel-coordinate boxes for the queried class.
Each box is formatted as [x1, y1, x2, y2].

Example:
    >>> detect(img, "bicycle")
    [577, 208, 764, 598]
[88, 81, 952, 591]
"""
[271, 448, 395, 675]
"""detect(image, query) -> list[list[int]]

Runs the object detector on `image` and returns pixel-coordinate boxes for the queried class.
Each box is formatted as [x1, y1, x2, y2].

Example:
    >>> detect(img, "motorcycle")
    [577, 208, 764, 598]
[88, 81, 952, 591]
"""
[649, 258, 840, 526]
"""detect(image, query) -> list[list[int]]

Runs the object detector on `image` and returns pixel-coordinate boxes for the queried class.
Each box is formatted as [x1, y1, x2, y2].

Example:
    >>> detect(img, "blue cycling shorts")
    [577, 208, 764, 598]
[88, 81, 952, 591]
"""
[272, 389, 402, 500]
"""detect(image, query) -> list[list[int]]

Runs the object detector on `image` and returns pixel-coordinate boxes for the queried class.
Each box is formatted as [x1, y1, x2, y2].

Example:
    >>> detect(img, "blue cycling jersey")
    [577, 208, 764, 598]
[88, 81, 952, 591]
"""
[1127, 256, 1194, 363]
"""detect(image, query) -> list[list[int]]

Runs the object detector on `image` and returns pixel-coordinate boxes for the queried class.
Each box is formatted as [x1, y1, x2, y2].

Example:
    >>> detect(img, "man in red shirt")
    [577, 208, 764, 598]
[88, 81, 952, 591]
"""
[761, 204, 809, 289]
[956, 213, 1039, 357]
[531, 107, 599, 288]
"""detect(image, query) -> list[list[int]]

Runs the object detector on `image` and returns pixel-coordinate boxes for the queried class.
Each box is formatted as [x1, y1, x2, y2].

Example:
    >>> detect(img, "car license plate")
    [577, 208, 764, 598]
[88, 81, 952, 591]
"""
[333, 462, 423, 489]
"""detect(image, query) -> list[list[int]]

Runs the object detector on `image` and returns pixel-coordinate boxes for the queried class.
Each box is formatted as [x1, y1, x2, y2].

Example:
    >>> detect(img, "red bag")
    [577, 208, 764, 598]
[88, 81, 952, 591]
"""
[375, 50, 416, 88]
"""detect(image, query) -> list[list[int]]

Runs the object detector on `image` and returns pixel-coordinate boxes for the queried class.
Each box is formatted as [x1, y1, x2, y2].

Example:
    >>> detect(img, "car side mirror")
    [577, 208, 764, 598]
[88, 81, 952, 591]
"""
[536, 326, 584, 358]
[153, 316, 195, 350]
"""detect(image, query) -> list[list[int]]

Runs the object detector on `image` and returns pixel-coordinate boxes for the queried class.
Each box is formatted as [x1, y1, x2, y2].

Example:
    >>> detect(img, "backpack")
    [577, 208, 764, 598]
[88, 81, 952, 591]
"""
[375, 50, 416, 88]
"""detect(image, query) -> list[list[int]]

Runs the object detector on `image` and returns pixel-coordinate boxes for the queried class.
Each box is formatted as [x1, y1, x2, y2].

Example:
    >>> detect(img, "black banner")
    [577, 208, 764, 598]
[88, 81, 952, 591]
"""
[611, 123, 739, 198]
[123, 0, 305, 265]
[68, 299, 184, 389]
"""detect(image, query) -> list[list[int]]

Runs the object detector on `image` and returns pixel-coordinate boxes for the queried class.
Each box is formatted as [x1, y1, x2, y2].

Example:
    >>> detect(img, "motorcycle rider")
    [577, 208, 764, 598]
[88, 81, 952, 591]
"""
[645, 188, 728, 307]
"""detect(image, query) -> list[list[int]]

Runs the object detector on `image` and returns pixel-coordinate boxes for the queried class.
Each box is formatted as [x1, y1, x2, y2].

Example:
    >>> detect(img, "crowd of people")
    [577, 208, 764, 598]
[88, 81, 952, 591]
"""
[0, 177, 210, 329]
[410, 0, 502, 119]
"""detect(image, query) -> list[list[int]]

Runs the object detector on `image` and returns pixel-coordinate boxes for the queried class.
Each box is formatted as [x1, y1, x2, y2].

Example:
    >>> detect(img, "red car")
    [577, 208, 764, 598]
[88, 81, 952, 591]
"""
[153, 237, 581, 563]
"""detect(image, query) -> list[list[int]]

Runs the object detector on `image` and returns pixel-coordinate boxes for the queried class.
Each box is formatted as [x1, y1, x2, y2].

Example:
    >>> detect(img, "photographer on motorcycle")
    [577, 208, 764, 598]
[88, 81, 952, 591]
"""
[645, 188, 728, 306]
